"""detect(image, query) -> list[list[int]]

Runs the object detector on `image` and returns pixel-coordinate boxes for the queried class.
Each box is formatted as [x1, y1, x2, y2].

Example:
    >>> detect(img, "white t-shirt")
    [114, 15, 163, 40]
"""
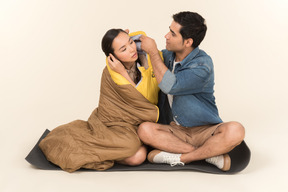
[167, 59, 180, 125]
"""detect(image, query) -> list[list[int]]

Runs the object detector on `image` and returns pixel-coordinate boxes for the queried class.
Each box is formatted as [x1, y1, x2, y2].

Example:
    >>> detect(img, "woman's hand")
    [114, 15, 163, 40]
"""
[107, 54, 126, 74]
[107, 53, 136, 87]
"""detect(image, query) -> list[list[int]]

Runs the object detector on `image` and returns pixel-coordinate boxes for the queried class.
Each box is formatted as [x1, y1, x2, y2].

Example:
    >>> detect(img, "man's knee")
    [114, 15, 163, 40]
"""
[137, 122, 155, 143]
[222, 121, 245, 144]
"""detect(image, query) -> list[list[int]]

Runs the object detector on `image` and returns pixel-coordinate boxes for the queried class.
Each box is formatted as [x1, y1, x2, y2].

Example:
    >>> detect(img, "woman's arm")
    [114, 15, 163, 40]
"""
[107, 54, 136, 87]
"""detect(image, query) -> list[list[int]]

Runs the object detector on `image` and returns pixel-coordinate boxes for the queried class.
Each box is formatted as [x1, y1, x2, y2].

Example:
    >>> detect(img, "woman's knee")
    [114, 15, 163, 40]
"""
[119, 133, 142, 157]
[123, 146, 147, 166]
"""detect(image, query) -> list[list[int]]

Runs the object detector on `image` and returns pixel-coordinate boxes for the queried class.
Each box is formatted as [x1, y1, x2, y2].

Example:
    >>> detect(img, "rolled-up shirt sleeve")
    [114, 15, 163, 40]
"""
[158, 69, 176, 93]
[159, 63, 211, 95]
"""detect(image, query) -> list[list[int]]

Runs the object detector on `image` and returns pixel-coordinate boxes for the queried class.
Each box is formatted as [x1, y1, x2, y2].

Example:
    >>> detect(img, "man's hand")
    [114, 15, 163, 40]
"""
[107, 53, 126, 74]
[140, 35, 158, 56]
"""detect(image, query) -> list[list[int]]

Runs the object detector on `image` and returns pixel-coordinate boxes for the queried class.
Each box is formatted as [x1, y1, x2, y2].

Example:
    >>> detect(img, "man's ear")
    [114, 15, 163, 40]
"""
[185, 38, 193, 47]
[124, 29, 130, 34]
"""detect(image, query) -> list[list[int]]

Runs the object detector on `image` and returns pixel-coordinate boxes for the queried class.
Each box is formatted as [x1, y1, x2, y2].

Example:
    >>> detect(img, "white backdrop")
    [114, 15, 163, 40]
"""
[1, 0, 288, 191]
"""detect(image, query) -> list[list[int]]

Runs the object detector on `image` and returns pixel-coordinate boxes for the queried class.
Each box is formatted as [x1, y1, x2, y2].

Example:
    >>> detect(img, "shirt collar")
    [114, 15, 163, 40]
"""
[169, 47, 200, 66]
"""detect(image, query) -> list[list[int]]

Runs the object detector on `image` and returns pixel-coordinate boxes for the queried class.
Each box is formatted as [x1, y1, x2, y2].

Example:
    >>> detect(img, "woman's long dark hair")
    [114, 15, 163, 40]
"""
[101, 28, 141, 84]
[101, 28, 127, 57]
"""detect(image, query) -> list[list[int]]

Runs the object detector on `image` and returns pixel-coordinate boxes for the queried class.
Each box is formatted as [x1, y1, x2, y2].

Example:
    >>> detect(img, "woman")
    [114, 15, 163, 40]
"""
[39, 29, 161, 172]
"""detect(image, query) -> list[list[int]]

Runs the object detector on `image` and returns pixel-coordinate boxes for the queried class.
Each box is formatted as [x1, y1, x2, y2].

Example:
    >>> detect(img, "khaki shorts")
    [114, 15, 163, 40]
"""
[166, 121, 223, 147]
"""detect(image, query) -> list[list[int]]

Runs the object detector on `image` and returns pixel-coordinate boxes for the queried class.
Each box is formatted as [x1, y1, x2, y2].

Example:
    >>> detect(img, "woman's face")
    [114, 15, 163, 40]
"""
[112, 32, 138, 65]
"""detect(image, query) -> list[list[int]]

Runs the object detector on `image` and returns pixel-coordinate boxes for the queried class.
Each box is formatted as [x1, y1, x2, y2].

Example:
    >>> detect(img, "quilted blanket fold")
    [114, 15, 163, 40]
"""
[39, 67, 159, 172]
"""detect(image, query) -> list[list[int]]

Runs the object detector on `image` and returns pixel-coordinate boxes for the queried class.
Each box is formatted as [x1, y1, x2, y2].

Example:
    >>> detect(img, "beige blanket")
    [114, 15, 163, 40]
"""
[39, 67, 158, 172]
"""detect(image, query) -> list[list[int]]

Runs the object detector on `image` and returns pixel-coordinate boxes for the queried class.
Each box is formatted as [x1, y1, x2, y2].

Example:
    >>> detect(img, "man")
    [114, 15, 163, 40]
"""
[138, 11, 245, 171]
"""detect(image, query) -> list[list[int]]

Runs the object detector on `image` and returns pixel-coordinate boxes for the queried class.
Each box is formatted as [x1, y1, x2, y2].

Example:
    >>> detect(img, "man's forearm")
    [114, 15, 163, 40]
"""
[149, 51, 168, 84]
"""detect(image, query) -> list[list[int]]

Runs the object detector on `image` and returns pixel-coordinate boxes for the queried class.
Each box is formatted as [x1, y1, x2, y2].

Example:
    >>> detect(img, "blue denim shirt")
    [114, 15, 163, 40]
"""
[158, 47, 223, 127]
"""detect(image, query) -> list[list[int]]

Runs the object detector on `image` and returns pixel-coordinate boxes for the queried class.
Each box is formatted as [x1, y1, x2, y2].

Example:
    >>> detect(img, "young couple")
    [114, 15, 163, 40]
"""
[39, 11, 245, 172]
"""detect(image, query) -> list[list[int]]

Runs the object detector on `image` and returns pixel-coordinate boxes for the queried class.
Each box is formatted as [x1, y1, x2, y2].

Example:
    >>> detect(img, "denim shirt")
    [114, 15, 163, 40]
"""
[158, 47, 223, 127]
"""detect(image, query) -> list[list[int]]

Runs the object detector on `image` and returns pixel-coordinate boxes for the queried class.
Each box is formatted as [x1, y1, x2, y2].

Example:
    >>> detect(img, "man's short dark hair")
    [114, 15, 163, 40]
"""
[173, 11, 207, 48]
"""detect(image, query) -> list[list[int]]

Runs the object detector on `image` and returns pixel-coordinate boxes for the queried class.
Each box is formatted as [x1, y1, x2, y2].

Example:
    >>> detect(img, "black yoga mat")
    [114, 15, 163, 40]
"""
[25, 129, 251, 174]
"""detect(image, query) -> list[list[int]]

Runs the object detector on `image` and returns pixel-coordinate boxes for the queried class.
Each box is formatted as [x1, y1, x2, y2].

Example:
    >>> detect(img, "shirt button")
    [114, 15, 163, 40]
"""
[175, 116, 178, 118]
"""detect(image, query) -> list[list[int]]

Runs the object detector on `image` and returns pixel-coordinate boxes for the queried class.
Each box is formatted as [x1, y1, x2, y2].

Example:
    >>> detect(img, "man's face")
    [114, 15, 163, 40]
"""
[165, 21, 185, 52]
